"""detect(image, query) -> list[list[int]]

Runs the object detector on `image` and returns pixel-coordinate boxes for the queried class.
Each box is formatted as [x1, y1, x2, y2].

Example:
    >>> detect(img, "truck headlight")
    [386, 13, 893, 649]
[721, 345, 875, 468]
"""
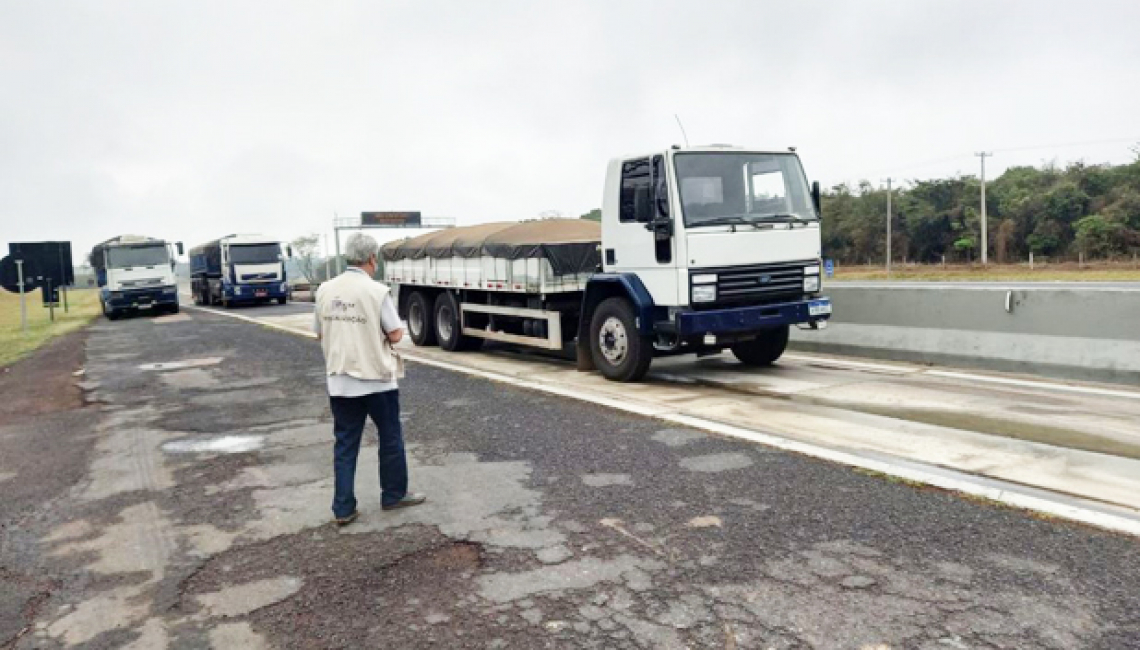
[234, 286, 242, 295]
[803, 276, 821, 293]
[692, 273, 718, 284]
[692, 285, 717, 302]
[163, 285, 177, 294]
[804, 265, 821, 276]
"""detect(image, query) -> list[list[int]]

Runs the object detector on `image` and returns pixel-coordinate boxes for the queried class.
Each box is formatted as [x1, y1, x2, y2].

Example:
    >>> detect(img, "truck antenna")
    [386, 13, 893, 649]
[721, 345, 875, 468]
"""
[674, 115, 690, 147]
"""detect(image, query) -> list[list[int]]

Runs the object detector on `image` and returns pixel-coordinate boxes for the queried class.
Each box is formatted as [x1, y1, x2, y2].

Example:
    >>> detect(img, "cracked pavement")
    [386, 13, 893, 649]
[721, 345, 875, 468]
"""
[2, 309, 1139, 649]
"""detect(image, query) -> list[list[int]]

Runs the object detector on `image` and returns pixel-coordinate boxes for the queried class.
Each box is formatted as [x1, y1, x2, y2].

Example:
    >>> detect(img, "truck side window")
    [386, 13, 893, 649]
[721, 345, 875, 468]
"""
[620, 159, 652, 223]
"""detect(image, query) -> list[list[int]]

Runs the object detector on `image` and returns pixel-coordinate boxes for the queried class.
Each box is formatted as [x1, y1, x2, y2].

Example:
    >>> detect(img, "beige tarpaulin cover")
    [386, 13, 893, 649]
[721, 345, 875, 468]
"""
[382, 219, 601, 275]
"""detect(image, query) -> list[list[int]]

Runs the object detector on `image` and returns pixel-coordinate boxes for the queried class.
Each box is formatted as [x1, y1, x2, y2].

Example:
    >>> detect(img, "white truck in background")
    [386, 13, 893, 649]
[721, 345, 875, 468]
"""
[91, 235, 184, 319]
[189, 234, 293, 308]
[382, 145, 831, 382]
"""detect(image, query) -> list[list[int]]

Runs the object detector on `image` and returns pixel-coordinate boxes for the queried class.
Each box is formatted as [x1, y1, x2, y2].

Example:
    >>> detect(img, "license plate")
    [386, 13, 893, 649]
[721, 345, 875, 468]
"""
[138, 303, 152, 310]
[255, 289, 268, 297]
[808, 300, 831, 317]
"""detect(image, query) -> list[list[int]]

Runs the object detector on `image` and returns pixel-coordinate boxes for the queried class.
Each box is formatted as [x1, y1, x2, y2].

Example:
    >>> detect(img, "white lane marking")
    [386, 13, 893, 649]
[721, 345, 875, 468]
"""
[925, 369, 1140, 401]
[185, 304, 1140, 537]
[784, 351, 1140, 401]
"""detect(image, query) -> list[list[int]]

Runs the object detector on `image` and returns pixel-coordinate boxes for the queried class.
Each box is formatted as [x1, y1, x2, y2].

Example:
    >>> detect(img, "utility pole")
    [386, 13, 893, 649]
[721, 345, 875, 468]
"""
[976, 152, 992, 265]
[883, 177, 893, 277]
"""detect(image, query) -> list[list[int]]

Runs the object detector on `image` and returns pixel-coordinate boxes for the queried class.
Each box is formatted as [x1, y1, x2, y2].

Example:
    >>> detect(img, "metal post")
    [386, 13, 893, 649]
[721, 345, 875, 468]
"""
[323, 233, 331, 282]
[16, 260, 27, 332]
[62, 284, 69, 313]
[976, 152, 992, 265]
[883, 178, 893, 277]
[47, 278, 55, 322]
[334, 227, 342, 276]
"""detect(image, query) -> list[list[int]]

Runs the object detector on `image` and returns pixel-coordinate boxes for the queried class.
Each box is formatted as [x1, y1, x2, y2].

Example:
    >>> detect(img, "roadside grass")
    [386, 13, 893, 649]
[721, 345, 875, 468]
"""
[0, 288, 101, 368]
[832, 262, 1140, 282]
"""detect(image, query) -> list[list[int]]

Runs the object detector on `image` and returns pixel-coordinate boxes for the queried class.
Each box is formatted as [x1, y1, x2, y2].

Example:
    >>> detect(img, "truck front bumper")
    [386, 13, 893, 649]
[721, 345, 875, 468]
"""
[224, 283, 289, 302]
[104, 287, 179, 310]
[675, 297, 831, 337]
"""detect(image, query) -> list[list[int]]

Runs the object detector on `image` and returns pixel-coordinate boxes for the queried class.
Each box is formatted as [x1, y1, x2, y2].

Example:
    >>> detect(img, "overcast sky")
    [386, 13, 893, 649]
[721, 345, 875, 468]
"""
[3, 0, 1139, 264]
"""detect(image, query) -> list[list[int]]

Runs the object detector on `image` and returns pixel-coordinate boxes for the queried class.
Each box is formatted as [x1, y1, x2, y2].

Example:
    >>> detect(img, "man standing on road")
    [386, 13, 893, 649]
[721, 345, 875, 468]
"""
[314, 233, 426, 526]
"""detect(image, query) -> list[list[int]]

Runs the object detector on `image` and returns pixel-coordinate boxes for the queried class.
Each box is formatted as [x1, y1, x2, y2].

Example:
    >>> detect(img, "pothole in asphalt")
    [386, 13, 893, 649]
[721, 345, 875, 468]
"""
[162, 435, 264, 454]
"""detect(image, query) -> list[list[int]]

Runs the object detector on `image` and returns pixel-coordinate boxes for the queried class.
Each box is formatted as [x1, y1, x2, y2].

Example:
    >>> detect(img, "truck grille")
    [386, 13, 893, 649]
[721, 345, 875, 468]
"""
[696, 261, 811, 308]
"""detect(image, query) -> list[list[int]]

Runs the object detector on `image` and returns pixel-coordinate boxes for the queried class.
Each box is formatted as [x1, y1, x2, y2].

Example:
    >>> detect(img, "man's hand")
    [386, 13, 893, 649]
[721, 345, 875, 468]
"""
[387, 328, 404, 344]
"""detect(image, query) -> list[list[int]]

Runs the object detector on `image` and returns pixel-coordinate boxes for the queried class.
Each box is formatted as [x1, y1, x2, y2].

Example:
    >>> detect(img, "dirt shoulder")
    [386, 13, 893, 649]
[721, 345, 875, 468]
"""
[0, 330, 98, 648]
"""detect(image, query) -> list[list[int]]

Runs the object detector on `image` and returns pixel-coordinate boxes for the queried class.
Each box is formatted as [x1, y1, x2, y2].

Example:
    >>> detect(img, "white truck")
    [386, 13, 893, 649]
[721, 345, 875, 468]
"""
[382, 145, 831, 382]
[189, 234, 292, 307]
[91, 235, 184, 319]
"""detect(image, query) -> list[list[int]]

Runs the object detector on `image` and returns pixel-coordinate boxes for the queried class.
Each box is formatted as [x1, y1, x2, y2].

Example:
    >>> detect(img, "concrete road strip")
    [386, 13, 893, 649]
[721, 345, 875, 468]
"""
[185, 304, 1140, 537]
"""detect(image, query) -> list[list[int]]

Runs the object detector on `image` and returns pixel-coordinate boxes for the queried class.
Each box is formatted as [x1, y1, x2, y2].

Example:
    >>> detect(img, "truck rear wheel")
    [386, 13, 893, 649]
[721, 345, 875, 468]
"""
[731, 325, 789, 367]
[407, 292, 438, 347]
[434, 293, 483, 352]
[589, 297, 653, 382]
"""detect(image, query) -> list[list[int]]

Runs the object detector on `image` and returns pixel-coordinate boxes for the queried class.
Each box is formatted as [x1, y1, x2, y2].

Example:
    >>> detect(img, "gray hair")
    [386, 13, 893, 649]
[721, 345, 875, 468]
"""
[344, 233, 380, 266]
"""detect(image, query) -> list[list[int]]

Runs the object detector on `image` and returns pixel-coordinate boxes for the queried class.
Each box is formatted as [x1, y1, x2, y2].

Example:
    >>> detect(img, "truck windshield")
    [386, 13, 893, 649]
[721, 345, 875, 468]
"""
[675, 153, 817, 228]
[106, 245, 169, 268]
[229, 244, 281, 264]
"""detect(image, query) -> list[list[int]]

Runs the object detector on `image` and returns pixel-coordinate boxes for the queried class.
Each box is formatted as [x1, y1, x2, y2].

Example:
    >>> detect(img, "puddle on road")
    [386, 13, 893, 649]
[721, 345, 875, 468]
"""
[162, 435, 265, 454]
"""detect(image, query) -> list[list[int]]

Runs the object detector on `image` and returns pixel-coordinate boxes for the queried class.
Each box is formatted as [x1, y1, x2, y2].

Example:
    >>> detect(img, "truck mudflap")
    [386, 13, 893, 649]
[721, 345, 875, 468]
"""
[674, 298, 831, 337]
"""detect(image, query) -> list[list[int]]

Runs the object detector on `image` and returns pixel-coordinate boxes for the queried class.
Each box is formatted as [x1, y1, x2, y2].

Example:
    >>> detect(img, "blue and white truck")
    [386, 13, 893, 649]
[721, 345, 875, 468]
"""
[189, 234, 292, 308]
[91, 235, 183, 319]
[382, 145, 832, 382]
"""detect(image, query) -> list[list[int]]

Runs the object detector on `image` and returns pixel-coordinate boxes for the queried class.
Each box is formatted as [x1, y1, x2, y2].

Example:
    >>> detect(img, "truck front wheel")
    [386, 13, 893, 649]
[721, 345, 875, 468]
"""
[407, 292, 438, 347]
[434, 293, 482, 352]
[589, 297, 653, 382]
[731, 325, 789, 367]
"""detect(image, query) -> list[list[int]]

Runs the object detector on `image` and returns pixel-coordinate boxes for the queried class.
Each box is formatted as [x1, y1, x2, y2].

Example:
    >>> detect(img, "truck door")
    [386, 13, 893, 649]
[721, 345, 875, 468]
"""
[603, 155, 680, 305]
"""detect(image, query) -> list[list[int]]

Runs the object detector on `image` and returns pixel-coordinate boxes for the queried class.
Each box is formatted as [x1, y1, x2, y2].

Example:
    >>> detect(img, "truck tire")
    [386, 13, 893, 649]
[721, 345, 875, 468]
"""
[589, 297, 653, 382]
[102, 300, 119, 321]
[277, 296, 287, 305]
[731, 325, 789, 367]
[168, 303, 180, 314]
[434, 293, 483, 352]
[407, 292, 438, 347]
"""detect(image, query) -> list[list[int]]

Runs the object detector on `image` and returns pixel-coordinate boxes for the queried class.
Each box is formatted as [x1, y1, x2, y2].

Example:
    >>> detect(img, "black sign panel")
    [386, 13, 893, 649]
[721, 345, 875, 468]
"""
[361, 211, 422, 227]
[2, 241, 74, 293]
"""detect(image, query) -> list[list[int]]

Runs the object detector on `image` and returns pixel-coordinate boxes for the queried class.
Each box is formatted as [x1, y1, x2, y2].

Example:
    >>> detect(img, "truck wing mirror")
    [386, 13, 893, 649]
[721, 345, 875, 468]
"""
[286, 245, 294, 258]
[811, 181, 822, 218]
[176, 242, 184, 256]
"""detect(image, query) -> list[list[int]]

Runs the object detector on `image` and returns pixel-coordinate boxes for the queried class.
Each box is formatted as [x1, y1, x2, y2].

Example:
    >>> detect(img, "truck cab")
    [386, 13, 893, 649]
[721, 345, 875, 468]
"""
[579, 145, 830, 379]
[92, 235, 183, 319]
[189, 234, 292, 307]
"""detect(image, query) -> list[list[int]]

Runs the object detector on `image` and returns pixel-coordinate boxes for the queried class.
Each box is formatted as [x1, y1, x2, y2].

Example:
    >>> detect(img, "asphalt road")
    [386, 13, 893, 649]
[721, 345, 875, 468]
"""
[5, 308, 1140, 649]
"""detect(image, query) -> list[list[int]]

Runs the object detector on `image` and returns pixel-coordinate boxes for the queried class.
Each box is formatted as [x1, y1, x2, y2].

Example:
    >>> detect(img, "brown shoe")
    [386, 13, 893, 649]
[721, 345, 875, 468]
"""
[335, 510, 359, 526]
[382, 493, 427, 511]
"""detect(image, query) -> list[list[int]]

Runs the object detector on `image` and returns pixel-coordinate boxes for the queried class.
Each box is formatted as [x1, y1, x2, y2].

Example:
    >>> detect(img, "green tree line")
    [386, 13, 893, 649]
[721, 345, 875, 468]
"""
[821, 157, 1140, 264]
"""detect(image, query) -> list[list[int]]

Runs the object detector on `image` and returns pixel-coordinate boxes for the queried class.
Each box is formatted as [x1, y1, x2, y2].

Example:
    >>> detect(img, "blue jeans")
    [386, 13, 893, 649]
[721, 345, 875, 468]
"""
[329, 390, 408, 517]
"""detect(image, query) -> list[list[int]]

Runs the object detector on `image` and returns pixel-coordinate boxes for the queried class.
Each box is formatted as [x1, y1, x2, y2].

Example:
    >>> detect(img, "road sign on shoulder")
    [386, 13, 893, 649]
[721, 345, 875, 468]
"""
[824, 259, 835, 278]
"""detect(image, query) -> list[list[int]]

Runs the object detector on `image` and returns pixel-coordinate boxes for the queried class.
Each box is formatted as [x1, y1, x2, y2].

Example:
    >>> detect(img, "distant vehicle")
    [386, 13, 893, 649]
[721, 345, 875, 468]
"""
[91, 235, 183, 319]
[189, 234, 292, 308]
[383, 144, 832, 382]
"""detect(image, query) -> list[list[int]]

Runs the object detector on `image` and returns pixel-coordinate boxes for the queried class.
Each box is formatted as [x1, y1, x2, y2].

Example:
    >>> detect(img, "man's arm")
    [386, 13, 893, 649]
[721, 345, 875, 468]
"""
[380, 294, 404, 344]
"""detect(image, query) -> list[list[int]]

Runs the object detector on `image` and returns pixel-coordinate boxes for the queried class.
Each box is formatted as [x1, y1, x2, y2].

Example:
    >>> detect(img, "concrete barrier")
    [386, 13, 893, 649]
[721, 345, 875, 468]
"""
[789, 282, 1140, 385]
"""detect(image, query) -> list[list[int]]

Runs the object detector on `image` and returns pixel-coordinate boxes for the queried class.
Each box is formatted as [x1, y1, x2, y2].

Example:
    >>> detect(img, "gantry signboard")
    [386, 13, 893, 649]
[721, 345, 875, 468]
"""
[361, 211, 422, 227]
